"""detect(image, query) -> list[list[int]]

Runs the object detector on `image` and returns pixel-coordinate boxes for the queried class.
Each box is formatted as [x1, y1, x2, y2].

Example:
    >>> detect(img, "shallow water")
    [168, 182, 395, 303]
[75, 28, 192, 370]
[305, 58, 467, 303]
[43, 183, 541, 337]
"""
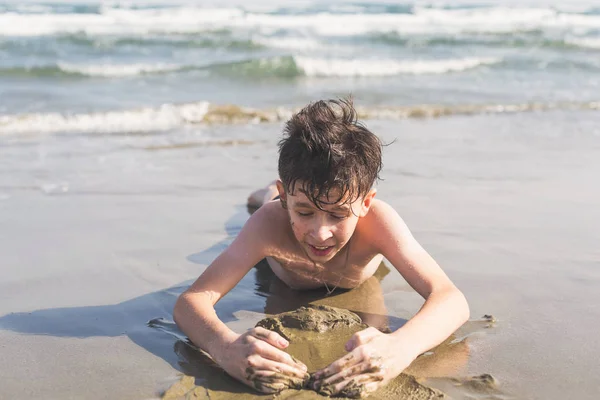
[0, 110, 599, 399]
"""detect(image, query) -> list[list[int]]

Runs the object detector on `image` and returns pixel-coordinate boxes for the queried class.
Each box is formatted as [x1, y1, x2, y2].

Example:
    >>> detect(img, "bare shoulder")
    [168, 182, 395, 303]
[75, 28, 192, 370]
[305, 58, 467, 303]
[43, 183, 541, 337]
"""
[249, 199, 290, 225]
[359, 198, 414, 251]
[362, 198, 404, 227]
[243, 200, 292, 244]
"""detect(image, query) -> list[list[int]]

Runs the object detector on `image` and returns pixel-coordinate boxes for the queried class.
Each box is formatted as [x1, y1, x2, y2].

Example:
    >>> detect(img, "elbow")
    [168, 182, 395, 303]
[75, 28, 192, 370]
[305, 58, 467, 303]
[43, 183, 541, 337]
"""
[173, 289, 217, 328]
[456, 289, 470, 324]
[438, 284, 469, 325]
[173, 290, 198, 327]
[429, 284, 470, 326]
[172, 292, 188, 328]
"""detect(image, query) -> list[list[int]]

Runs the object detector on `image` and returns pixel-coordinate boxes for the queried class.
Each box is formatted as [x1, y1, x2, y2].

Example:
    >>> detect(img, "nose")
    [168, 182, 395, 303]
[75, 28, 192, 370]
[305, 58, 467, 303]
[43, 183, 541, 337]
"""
[309, 218, 333, 242]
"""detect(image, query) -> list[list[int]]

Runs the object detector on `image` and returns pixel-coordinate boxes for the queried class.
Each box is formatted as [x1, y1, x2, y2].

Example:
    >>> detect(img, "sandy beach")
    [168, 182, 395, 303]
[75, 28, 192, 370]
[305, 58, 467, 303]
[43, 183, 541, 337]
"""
[2, 1, 600, 398]
[1, 110, 599, 399]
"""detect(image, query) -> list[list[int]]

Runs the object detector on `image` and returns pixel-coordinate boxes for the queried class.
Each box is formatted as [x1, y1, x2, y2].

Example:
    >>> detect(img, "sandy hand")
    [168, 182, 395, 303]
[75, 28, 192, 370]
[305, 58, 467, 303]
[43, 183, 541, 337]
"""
[311, 327, 414, 397]
[215, 327, 310, 393]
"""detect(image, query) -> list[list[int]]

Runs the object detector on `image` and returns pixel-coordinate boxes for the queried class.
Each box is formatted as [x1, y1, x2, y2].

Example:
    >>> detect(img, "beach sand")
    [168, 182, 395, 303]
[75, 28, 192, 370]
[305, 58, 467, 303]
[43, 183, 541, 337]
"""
[1, 111, 599, 399]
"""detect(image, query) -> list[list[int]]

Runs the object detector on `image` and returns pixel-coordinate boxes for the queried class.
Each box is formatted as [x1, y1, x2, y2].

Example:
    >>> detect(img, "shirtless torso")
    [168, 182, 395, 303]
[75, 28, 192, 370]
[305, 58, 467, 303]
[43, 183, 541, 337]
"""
[260, 199, 385, 291]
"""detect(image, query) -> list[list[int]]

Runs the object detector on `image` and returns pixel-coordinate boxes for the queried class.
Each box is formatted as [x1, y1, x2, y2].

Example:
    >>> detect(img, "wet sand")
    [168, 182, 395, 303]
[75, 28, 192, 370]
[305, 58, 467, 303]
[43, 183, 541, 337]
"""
[1, 111, 599, 399]
[159, 290, 497, 399]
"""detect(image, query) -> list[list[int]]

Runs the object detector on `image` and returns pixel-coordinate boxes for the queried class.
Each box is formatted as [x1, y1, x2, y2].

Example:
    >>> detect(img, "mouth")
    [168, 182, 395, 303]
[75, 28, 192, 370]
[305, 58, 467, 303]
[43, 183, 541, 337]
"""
[307, 244, 335, 257]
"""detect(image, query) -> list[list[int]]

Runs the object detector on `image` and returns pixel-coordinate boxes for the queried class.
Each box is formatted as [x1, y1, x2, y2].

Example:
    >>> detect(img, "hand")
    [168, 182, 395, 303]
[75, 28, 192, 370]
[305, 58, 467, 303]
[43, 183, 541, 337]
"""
[311, 327, 415, 397]
[214, 327, 310, 393]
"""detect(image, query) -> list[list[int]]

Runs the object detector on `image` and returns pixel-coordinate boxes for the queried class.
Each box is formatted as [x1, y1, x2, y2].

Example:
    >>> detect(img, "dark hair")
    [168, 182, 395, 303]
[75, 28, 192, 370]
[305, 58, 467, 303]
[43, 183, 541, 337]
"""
[278, 98, 382, 209]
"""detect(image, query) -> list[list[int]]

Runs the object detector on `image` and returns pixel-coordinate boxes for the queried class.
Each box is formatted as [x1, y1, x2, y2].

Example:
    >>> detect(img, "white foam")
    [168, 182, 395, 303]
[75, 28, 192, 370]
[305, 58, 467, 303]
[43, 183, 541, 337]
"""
[254, 36, 324, 51]
[0, 102, 210, 135]
[57, 62, 182, 77]
[566, 37, 600, 49]
[0, 7, 245, 36]
[2, 5, 600, 37]
[11, 4, 55, 14]
[3, 99, 600, 136]
[294, 56, 501, 77]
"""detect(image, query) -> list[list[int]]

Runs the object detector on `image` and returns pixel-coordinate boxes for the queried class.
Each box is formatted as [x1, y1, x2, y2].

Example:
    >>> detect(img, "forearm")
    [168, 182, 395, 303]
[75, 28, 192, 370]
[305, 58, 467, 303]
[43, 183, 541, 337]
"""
[392, 287, 469, 359]
[173, 291, 237, 360]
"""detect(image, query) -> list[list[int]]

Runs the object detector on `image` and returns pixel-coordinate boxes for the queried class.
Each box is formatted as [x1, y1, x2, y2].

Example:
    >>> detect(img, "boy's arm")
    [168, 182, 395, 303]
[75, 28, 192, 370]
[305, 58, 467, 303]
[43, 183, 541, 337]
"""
[311, 200, 469, 395]
[173, 205, 309, 393]
[370, 200, 470, 355]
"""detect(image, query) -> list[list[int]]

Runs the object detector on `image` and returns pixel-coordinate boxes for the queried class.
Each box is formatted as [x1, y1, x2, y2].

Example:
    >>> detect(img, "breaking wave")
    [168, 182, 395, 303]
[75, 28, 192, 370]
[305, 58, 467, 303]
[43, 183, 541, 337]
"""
[0, 62, 185, 78]
[57, 62, 182, 77]
[2, 4, 600, 37]
[566, 37, 600, 49]
[2, 100, 600, 136]
[293, 56, 501, 76]
[0, 56, 501, 79]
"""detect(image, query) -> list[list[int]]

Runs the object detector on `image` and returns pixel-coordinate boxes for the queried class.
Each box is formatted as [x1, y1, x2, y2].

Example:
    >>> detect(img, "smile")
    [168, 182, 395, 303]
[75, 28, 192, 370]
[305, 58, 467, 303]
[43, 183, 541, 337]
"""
[308, 244, 335, 257]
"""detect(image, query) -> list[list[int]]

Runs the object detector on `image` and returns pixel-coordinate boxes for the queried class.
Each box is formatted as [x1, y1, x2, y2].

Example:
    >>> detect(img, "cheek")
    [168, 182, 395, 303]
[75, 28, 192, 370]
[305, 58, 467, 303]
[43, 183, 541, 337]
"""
[289, 216, 307, 236]
[336, 221, 357, 240]
[337, 228, 353, 241]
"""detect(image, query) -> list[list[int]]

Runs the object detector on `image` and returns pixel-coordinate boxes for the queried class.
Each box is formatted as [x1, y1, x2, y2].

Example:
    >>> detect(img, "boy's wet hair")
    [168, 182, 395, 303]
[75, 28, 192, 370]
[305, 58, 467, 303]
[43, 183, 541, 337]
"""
[278, 98, 382, 209]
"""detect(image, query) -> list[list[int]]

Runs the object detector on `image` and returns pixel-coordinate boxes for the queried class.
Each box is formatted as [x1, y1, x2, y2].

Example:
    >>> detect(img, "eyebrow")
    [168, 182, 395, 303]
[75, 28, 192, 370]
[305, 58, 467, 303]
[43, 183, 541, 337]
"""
[295, 201, 350, 212]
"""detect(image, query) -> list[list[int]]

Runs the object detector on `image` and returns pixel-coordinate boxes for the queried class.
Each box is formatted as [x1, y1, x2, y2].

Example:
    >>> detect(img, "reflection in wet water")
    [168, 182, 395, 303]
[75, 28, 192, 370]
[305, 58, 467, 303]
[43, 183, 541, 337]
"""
[254, 259, 396, 332]
[156, 259, 504, 399]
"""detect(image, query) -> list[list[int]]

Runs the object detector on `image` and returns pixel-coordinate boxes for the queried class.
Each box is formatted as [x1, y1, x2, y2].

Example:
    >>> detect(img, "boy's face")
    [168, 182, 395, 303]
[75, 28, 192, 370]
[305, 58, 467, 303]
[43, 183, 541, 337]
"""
[276, 180, 376, 263]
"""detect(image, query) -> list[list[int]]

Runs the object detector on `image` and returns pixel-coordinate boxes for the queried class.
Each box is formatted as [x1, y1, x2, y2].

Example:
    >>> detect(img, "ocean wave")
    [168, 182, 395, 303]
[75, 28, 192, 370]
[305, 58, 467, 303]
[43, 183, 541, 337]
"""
[5, 30, 599, 61]
[208, 56, 303, 78]
[57, 62, 182, 77]
[293, 56, 501, 76]
[0, 55, 501, 79]
[253, 36, 324, 51]
[0, 58, 298, 79]
[195, 55, 501, 78]
[2, 100, 600, 136]
[2, 5, 600, 37]
[566, 37, 600, 49]
[0, 3, 100, 15]
[54, 31, 262, 51]
[366, 31, 600, 51]
[0, 58, 293, 79]
[0, 62, 186, 78]
[10, 50, 600, 79]
[0, 6, 246, 37]
[0, 102, 293, 136]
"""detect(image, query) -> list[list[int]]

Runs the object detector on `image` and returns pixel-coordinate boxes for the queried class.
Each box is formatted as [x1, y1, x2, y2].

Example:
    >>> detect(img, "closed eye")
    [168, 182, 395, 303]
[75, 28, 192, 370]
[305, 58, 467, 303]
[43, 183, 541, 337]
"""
[330, 214, 348, 220]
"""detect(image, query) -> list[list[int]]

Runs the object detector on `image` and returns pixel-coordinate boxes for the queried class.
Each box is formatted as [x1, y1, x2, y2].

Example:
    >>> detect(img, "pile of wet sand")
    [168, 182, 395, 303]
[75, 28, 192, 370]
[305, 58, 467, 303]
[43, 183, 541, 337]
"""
[162, 305, 502, 399]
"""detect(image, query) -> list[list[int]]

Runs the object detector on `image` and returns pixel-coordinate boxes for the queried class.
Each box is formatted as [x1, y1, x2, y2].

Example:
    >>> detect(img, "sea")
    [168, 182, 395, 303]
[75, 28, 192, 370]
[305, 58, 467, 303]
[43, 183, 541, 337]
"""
[2, 0, 600, 135]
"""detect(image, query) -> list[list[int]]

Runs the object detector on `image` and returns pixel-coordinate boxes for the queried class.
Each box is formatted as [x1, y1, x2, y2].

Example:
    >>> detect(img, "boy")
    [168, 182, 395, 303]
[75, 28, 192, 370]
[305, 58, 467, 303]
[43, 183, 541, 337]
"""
[174, 99, 469, 396]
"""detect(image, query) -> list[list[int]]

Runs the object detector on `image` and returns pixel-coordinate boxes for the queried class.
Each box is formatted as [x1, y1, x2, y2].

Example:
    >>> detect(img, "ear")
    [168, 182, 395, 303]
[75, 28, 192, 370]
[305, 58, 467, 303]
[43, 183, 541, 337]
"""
[276, 180, 288, 209]
[358, 188, 377, 217]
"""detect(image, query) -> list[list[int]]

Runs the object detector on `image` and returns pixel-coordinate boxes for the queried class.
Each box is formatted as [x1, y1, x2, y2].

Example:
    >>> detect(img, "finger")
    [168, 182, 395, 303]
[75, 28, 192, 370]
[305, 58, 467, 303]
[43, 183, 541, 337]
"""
[332, 381, 381, 399]
[247, 356, 310, 380]
[362, 382, 380, 395]
[245, 368, 307, 392]
[313, 350, 363, 380]
[250, 339, 308, 371]
[321, 373, 385, 397]
[316, 359, 384, 389]
[251, 379, 287, 394]
[249, 327, 289, 349]
[345, 327, 381, 351]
